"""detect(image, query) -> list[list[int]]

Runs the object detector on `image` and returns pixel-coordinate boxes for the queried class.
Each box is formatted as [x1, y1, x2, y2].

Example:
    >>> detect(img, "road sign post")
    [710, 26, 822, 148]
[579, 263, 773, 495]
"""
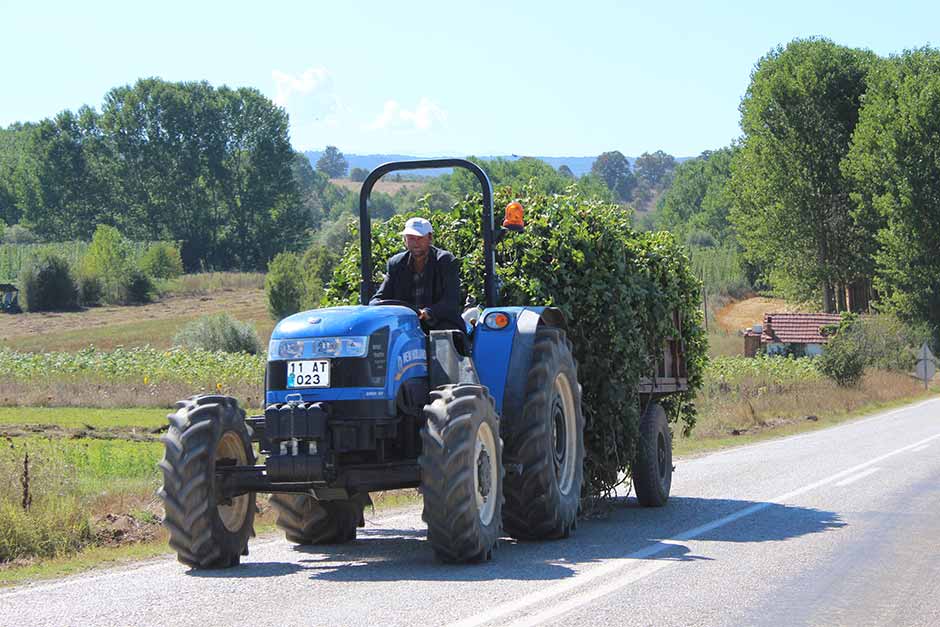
[915, 343, 936, 390]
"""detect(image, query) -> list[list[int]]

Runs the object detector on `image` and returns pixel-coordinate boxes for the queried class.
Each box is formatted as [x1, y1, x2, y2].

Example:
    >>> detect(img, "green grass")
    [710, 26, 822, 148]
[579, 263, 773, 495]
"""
[2, 437, 163, 497]
[676, 386, 939, 457]
[706, 330, 743, 357]
[0, 407, 167, 429]
[0, 436, 164, 564]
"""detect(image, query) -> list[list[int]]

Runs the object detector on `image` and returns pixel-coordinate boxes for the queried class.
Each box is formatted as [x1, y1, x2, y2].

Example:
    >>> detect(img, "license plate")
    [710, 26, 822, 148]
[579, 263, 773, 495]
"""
[286, 360, 330, 388]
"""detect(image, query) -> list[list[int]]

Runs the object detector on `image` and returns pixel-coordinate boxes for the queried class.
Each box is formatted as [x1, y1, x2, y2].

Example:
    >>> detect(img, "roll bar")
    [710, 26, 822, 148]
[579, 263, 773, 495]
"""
[358, 159, 498, 308]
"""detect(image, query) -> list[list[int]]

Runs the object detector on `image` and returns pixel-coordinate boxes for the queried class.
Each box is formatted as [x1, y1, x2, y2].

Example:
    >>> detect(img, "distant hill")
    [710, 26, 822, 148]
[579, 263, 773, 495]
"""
[304, 152, 613, 178]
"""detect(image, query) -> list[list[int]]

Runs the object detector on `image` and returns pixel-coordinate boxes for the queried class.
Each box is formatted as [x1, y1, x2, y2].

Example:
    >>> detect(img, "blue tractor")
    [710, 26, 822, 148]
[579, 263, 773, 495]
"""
[158, 159, 585, 568]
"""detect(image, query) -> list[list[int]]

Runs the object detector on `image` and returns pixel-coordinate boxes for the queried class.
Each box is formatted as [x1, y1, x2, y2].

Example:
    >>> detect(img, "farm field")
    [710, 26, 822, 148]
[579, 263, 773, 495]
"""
[328, 177, 426, 195]
[0, 286, 271, 353]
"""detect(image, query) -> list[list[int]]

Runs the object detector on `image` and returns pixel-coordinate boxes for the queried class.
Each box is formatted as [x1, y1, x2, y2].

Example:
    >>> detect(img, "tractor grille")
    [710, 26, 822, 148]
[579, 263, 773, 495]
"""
[266, 327, 389, 389]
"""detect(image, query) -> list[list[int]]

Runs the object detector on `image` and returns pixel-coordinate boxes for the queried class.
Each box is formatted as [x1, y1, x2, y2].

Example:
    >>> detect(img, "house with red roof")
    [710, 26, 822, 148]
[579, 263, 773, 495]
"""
[743, 312, 843, 357]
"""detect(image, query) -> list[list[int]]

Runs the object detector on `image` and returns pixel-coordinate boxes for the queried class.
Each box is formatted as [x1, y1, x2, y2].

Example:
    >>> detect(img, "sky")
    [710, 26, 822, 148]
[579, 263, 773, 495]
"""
[1, 0, 936, 158]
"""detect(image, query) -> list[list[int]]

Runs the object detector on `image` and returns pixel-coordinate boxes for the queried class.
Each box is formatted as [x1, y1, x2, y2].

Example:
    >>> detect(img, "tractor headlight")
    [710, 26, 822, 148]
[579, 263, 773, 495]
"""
[268, 337, 369, 359]
[310, 337, 368, 357]
[270, 339, 304, 359]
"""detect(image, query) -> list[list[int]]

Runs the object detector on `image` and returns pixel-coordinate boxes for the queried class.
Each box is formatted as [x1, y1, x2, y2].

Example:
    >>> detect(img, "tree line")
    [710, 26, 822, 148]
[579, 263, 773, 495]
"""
[0, 79, 309, 271]
[652, 38, 940, 343]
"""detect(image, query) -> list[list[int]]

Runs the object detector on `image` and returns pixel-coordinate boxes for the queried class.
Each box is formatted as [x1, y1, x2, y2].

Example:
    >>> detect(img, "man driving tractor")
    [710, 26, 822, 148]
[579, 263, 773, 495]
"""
[369, 217, 464, 332]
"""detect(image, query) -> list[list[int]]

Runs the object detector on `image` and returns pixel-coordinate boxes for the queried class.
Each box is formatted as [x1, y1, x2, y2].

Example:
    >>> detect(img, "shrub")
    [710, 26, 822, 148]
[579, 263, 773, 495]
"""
[19, 253, 79, 311]
[80, 225, 155, 304]
[818, 322, 866, 386]
[325, 185, 707, 495]
[266, 252, 303, 320]
[856, 313, 929, 371]
[140, 242, 184, 279]
[2, 224, 39, 244]
[173, 313, 262, 354]
[818, 313, 926, 387]
[123, 268, 154, 304]
[300, 243, 338, 309]
[78, 274, 103, 307]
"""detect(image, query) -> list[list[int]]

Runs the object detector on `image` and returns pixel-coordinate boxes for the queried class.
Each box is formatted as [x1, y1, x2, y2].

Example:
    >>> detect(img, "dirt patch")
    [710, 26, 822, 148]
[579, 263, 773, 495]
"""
[94, 512, 163, 548]
[714, 296, 803, 333]
[0, 423, 164, 442]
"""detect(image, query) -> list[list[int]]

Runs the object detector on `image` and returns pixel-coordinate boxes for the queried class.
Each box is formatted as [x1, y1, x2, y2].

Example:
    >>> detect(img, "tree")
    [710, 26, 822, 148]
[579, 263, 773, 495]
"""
[843, 48, 940, 343]
[634, 150, 676, 189]
[423, 156, 613, 210]
[316, 146, 348, 178]
[13, 108, 113, 240]
[729, 38, 877, 311]
[98, 79, 303, 270]
[657, 147, 737, 245]
[557, 164, 575, 179]
[590, 151, 635, 202]
[349, 167, 369, 182]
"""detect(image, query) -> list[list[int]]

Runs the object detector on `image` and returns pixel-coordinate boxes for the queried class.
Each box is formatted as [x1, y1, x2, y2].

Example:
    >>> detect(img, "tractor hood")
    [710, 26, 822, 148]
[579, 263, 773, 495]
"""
[271, 305, 418, 340]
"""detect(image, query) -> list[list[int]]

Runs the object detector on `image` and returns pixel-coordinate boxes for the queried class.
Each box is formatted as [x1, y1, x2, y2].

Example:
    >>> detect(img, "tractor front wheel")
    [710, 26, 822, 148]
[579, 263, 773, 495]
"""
[419, 384, 503, 563]
[158, 395, 256, 569]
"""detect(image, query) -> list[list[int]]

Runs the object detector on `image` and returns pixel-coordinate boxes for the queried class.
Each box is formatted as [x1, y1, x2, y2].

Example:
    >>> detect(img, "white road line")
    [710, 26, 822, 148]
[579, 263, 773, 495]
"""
[834, 467, 881, 487]
[449, 429, 940, 627]
[911, 444, 931, 452]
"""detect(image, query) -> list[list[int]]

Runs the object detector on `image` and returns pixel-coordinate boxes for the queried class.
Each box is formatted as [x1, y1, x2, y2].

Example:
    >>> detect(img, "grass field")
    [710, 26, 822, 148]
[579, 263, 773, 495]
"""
[0, 407, 166, 428]
[0, 286, 272, 353]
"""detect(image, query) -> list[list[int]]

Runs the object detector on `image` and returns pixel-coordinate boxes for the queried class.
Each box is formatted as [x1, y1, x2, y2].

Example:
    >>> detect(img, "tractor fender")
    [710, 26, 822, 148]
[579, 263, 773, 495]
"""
[472, 306, 566, 422]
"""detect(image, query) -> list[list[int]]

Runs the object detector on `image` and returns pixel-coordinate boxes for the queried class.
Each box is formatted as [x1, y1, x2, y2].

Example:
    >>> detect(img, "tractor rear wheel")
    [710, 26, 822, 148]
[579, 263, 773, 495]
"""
[503, 327, 584, 540]
[269, 493, 370, 545]
[158, 395, 255, 569]
[419, 384, 503, 563]
[632, 402, 672, 507]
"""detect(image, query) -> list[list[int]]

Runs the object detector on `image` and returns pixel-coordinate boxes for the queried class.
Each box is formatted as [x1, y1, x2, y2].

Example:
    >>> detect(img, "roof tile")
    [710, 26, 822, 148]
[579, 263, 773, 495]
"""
[761, 312, 842, 345]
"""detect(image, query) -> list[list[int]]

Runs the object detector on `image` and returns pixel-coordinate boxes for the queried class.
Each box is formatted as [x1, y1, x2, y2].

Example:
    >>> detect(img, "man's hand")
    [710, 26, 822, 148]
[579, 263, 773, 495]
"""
[418, 308, 431, 321]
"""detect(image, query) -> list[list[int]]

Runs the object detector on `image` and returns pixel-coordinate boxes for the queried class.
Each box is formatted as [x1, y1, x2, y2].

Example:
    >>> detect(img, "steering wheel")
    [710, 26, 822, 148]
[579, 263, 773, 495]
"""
[371, 299, 421, 315]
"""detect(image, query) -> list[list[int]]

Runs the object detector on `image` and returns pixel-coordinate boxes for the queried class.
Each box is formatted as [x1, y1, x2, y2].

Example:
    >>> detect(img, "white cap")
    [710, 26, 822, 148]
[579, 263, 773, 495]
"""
[401, 217, 433, 237]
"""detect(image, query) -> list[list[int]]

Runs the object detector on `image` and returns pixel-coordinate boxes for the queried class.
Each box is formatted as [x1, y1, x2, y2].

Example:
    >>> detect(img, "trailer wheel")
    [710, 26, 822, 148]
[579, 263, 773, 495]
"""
[269, 493, 369, 545]
[503, 327, 584, 540]
[158, 395, 255, 569]
[632, 402, 672, 507]
[419, 384, 503, 562]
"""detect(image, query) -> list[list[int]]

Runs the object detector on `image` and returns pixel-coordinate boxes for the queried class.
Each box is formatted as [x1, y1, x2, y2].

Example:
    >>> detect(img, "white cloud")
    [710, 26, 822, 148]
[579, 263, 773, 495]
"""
[271, 68, 330, 107]
[366, 97, 447, 131]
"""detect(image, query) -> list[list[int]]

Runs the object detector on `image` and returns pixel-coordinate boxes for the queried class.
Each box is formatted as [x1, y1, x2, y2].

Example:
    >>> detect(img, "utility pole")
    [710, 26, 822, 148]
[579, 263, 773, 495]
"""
[701, 271, 708, 333]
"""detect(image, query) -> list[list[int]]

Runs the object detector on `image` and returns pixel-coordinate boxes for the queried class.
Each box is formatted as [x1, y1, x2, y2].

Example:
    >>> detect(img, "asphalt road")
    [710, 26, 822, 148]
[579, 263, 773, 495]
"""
[2, 397, 938, 627]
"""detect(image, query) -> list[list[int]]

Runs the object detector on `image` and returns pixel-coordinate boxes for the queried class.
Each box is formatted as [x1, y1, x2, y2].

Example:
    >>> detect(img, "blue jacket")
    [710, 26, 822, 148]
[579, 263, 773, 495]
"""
[369, 246, 463, 331]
